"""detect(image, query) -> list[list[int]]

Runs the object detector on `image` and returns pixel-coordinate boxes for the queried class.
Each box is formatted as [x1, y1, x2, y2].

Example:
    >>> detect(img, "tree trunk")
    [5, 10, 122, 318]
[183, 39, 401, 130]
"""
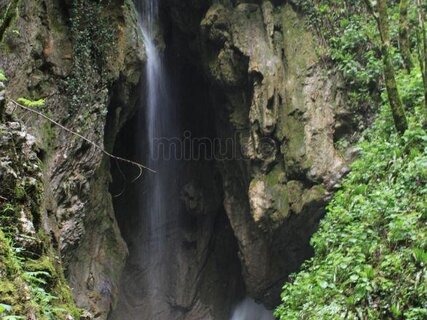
[365, 0, 409, 134]
[416, 0, 427, 115]
[399, 0, 413, 73]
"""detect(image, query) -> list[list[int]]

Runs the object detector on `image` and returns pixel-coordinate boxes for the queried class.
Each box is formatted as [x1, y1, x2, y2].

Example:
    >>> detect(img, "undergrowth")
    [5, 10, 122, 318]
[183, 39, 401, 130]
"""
[277, 2, 426, 318]
[275, 77, 427, 318]
[0, 214, 80, 320]
[0, 220, 80, 319]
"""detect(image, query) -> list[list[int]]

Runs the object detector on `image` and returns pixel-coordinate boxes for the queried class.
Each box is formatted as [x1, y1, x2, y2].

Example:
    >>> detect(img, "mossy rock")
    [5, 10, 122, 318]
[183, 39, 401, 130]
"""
[249, 165, 290, 228]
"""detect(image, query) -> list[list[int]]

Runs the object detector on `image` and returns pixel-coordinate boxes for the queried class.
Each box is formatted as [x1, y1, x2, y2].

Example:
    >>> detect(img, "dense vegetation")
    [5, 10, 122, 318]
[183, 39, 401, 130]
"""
[276, 0, 427, 318]
[276, 99, 426, 319]
[0, 229, 80, 319]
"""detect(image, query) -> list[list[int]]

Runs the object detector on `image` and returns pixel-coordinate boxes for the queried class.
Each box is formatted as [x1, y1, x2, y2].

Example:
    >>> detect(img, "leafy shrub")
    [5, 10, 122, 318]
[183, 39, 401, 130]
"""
[275, 104, 427, 319]
[396, 66, 425, 109]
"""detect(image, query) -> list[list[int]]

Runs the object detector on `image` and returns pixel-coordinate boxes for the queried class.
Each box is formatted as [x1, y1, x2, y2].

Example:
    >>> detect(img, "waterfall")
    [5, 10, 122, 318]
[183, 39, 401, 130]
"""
[138, 0, 168, 298]
[109, 1, 275, 319]
[110, 0, 180, 318]
[138, 0, 172, 260]
[230, 298, 274, 320]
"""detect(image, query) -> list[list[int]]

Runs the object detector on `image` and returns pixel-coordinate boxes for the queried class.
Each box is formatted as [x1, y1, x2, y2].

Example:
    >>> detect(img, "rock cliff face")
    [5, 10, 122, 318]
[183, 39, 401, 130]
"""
[162, 0, 358, 312]
[196, 1, 354, 304]
[1, 0, 145, 318]
[1, 0, 360, 319]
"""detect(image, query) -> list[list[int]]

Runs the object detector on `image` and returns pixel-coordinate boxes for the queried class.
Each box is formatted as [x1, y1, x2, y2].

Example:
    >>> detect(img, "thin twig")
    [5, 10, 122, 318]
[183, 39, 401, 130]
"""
[8, 98, 156, 175]
[112, 158, 127, 198]
[0, 195, 7, 201]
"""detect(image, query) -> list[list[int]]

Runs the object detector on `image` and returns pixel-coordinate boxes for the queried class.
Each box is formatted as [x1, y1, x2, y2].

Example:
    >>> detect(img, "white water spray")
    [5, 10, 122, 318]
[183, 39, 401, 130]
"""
[110, 2, 275, 319]
[110, 0, 179, 318]
[230, 298, 274, 320]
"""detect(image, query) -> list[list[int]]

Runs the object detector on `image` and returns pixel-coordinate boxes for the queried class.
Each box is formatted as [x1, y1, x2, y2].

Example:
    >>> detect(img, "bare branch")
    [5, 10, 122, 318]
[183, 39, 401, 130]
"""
[8, 98, 156, 175]
[112, 159, 127, 198]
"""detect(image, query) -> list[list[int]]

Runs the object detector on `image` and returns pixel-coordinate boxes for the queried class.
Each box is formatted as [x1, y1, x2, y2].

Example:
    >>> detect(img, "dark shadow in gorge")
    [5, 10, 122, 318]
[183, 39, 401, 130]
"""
[107, 24, 246, 319]
[158, 0, 329, 311]
[107, 1, 326, 318]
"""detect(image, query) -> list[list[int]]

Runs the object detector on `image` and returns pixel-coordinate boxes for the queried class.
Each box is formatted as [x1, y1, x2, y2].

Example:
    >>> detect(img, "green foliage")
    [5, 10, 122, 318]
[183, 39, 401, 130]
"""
[0, 124, 80, 319]
[23, 270, 60, 319]
[16, 97, 45, 108]
[0, 227, 81, 319]
[396, 65, 425, 108]
[291, 0, 382, 108]
[0, 0, 19, 42]
[330, 12, 381, 89]
[0, 304, 12, 312]
[66, 0, 116, 115]
[289, 0, 421, 123]
[275, 101, 427, 318]
[0, 69, 7, 81]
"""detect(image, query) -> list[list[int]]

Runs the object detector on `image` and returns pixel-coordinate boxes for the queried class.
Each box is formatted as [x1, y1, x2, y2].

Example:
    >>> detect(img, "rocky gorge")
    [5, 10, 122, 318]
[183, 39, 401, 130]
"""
[0, 0, 366, 319]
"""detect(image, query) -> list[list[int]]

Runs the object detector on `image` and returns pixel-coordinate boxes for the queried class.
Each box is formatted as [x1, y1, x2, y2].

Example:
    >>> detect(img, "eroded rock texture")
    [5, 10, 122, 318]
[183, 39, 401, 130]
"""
[199, 2, 353, 303]
[1, 0, 145, 318]
[163, 0, 358, 311]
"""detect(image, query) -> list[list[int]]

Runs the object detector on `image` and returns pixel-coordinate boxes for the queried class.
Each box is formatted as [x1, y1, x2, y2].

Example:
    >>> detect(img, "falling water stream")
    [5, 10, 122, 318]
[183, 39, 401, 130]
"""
[137, 0, 176, 307]
[110, 0, 275, 319]
[110, 0, 180, 318]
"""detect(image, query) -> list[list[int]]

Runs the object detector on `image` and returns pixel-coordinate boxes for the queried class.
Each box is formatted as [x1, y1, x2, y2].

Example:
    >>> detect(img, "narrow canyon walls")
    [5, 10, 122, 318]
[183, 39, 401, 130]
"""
[1, 1, 362, 319]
